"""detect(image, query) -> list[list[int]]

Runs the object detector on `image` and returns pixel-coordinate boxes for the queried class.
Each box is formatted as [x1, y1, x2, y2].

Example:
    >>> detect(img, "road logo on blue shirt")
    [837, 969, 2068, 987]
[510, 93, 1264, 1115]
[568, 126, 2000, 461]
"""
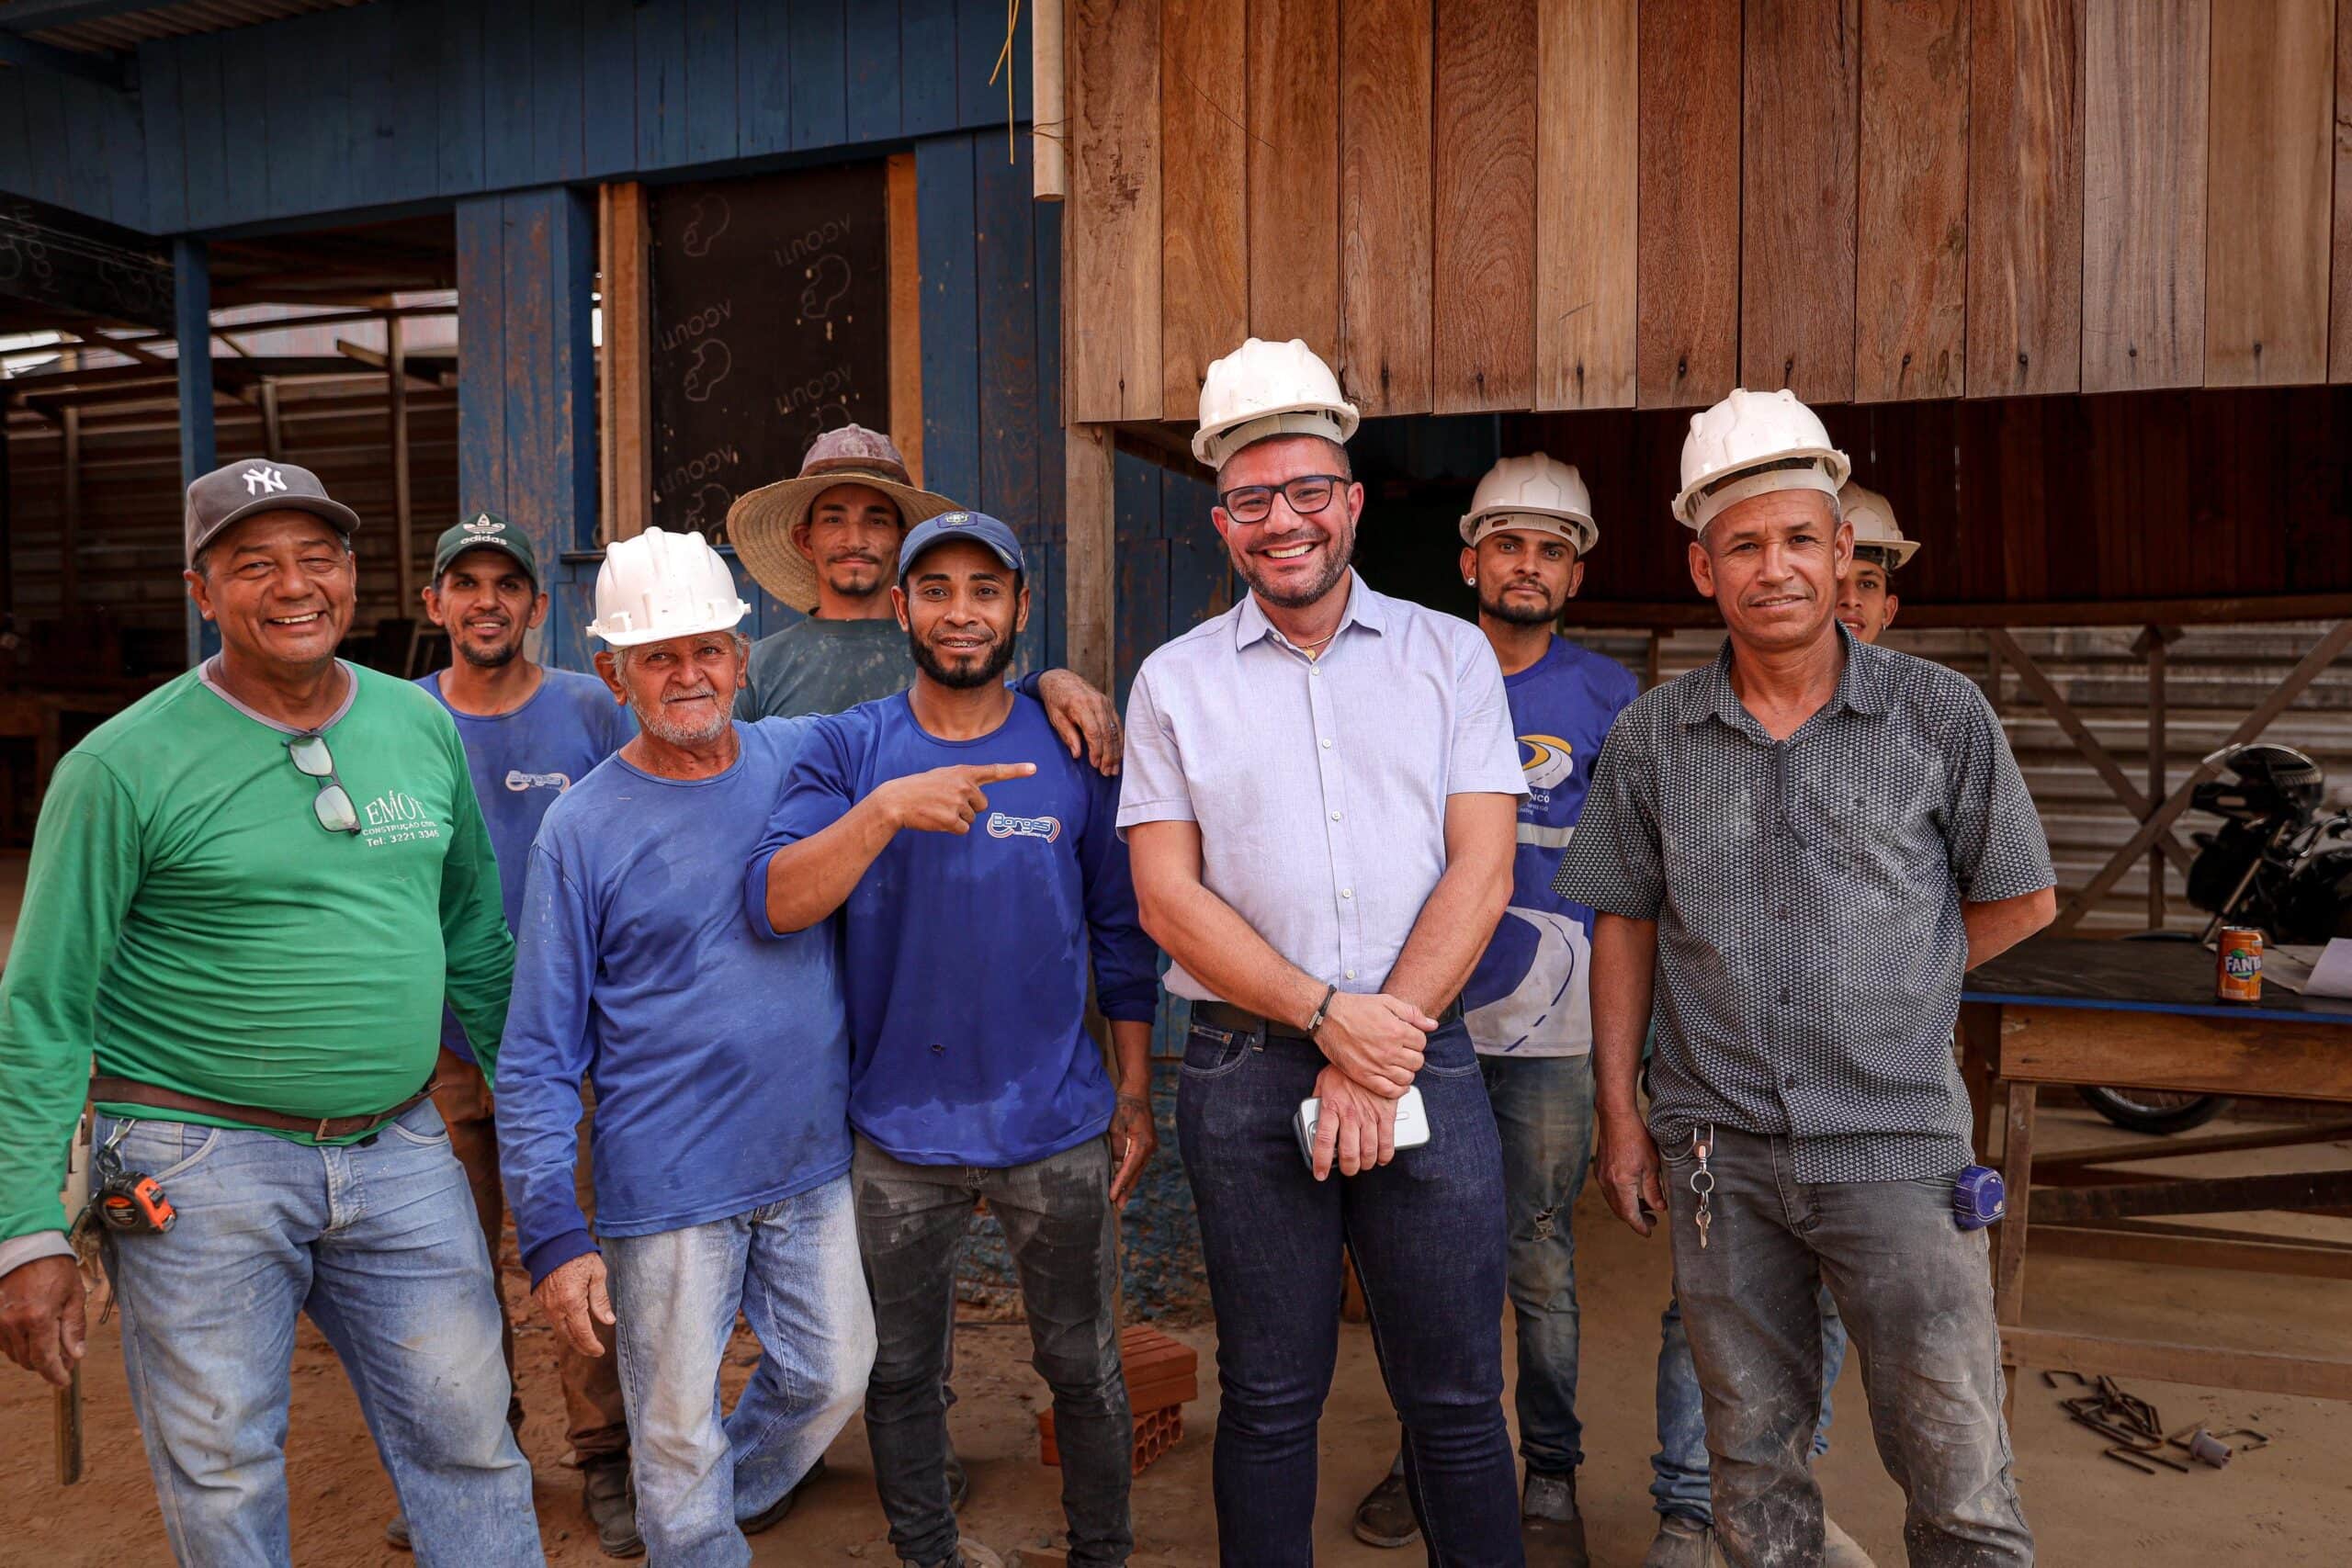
[1519, 733, 1576, 807]
[504, 769, 575, 793]
[986, 811, 1063, 843]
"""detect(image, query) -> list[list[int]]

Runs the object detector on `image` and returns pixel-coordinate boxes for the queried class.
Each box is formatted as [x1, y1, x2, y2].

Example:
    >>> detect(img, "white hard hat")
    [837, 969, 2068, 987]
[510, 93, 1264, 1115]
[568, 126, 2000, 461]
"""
[1838, 480, 1920, 568]
[586, 527, 751, 648]
[1192, 336, 1361, 469]
[1672, 388, 1851, 533]
[1460, 454, 1598, 555]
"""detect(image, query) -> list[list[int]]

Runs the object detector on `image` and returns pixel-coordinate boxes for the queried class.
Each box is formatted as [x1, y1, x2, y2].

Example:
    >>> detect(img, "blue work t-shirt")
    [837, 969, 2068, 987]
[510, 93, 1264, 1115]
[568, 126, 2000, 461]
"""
[494, 719, 853, 1284]
[1464, 636, 1639, 1056]
[751, 692, 1157, 1168]
[419, 667, 636, 1062]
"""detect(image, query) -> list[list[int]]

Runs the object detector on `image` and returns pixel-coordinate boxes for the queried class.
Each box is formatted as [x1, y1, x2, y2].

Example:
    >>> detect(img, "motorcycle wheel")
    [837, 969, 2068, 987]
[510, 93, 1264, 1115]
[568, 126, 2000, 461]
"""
[2076, 931, 2233, 1136]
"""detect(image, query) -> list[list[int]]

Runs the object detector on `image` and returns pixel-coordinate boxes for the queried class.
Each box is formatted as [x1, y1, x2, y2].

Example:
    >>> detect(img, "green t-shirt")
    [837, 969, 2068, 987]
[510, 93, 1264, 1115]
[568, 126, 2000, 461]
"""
[0, 661, 514, 1247]
[735, 615, 912, 722]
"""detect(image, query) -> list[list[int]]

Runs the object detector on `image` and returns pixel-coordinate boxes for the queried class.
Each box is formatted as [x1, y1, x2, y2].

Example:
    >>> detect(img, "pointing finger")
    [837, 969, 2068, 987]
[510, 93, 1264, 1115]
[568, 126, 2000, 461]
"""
[973, 761, 1039, 785]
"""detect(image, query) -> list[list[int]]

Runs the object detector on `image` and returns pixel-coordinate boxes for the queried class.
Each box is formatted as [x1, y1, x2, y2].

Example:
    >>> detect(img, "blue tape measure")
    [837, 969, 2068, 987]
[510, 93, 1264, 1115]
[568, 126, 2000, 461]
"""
[1954, 1165, 2006, 1230]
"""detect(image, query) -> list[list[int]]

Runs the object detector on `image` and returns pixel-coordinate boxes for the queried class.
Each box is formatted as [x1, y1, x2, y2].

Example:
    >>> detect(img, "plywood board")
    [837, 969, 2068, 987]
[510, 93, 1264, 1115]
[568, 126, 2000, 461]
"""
[1161, 0, 1248, 420]
[2081, 0, 2209, 391]
[1740, 0, 1860, 401]
[1856, 0, 1969, 401]
[2205, 0, 2335, 388]
[1339, 0, 1434, 415]
[1638, 0, 1743, 407]
[1966, 0, 2084, 396]
[1433, 0, 1537, 412]
[2336, 0, 2352, 382]
[1066, 0, 1162, 423]
[888, 152, 926, 485]
[1535, 0, 1637, 410]
[1248, 0, 1341, 359]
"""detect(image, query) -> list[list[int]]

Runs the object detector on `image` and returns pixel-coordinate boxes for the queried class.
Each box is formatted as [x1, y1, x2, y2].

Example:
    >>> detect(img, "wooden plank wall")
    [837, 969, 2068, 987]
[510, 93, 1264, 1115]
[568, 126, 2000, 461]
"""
[0, 0, 1038, 238]
[1062, 0, 2352, 422]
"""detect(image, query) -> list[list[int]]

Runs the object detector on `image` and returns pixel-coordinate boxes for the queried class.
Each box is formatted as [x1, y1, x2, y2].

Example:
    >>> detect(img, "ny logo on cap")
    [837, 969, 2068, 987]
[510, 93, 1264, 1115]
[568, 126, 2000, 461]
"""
[242, 465, 288, 497]
[464, 513, 502, 535]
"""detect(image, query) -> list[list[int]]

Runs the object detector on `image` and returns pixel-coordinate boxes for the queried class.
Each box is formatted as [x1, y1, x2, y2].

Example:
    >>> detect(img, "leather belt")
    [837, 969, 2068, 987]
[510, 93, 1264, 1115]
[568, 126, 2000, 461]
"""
[92, 1074, 438, 1143]
[1193, 997, 1464, 1042]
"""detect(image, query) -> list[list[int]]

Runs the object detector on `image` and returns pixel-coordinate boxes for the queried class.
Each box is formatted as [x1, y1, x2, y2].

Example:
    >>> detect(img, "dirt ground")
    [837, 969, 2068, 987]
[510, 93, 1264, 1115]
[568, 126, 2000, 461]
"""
[4, 1100, 2348, 1565]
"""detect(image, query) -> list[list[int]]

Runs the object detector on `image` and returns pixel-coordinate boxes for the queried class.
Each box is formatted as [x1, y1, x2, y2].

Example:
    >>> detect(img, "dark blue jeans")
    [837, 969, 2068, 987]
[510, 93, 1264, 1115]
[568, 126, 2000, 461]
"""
[1179, 1016, 1522, 1568]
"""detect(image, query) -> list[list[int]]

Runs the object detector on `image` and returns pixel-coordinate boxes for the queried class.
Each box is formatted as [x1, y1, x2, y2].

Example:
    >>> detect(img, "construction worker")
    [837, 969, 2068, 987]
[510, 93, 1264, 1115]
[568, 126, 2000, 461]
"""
[755, 511, 1159, 1568]
[1642, 470, 1926, 1568]
[727, 424, 1122, 772]
[407, 513, 639, 1557]
[0, 460, 540, 1566]
[1121, 338, 1528, 1565]
[494, 528, 874, 1567]
[1558, 389, 2050, 1568]
[1350, 455, 1635, 1567]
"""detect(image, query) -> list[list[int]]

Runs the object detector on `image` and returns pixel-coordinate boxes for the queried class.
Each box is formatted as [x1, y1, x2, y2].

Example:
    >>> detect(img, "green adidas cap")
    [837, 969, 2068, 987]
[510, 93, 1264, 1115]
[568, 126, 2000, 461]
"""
[433, 513, 538, 586]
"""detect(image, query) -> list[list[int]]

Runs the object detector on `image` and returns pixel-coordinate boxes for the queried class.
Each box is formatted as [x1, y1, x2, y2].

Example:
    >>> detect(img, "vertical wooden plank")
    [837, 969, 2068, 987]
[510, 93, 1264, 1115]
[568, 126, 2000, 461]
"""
[2336, 0, 2352, 382]
[2205, 0, 2334, 387]
[847, 0, 903, 144]
[175, 237, 217, 668]
[1067, 423, 1115, 689]
[735, 0, 795, 156]
[345, 2, 399, 205]
[1638, 0, 1742, 407]
[789, 0, 850, 150]
[1535, 0, 1637, 410]
[1114, 452, 1169, 697]
[2081, 0, 2209, 392]
[901, 0, 961, 136]
[673, 0, 735, 165]
[1855, 0, 1970, 401]
[177, 33, 232, 227]
[1741, 0, 1860, 400]
[888, 152, 928, 485]
[386, 4, 444, 198]
[635, 0, 691, 172]
[581, 0, 641, 175]
[1966, 0, 2084, 397]
[458, 196, 510, 512]
[1066, 0, 1163, 422]
[959, 0, 1033, 130]
[1035, 197, 1067, 512]
[532, 0, 585, 181]
[481, 2, 537, 190]
[140, 41, 187, 234]
[435, 0, 488, 196]
[918, 132, 983, 505]
[600, 183, 654, 542]
[978, 136, 1043, 539]
[1339, 0, 1433, 416]
[1162, 0, 1250, 420]
[1434, 0, 1537, 412]
[1034, 0, 1067, 197]
[264, 14, 347, 220]
[1247, 0, 1340, 359]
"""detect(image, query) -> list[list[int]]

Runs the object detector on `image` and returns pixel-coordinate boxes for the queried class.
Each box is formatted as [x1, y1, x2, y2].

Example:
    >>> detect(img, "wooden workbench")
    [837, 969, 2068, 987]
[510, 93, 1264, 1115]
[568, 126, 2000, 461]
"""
[1961, 938, 2352, 1403]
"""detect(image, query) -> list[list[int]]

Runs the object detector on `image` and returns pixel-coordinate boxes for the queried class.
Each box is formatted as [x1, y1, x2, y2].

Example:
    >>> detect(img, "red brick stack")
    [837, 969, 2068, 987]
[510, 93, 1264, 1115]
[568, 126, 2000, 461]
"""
[1036, 1325, 1199, 1476]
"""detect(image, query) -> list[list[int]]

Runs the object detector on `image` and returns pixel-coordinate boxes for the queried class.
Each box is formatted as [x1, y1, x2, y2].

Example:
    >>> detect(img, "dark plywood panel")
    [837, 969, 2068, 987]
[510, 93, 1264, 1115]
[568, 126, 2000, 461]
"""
[735, 2, 796, 156]
[1434, 0, 1537, 412]
[1637, 0, 1742, 408]
[919, 133, 984, 505]
[788, 0, 849, 150]
[1966, 0, 2084, 396]
[1247, 0, 1340, 359]
[1161, 0, 1249, 421]
[2336, 0, 2352, 382]
[136, 40, 186, 236]
[1066, 0, 1163, 422]
[1856, 0, 1969, 401]
[176, 29, 233, 227]
[1740, 0, 1860, 401]
[2205, 0, 2335, 388]
[977, 136, 1043, 538]
[1536, 0, 1637, 410]
[264, 12, 350, 220]
[2081, 0, 2208, 391]
[1339, 0, 1433, 416]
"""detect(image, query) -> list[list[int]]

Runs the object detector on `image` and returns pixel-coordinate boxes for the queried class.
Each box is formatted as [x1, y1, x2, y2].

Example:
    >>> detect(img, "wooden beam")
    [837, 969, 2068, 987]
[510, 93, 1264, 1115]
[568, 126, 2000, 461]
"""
[2000, 1002, 2352, 1102]
[1638, 0, 1742, 408]
[174, 236, 216, 669]
[1247, 0, 1340, 361]
[1855, 0, 1969, 400]
[1983, 627, 2195, 878]
[0, 33, 130, 93]
[1067, 0, 1163, 423]
[1162, 0, 1248, 420]
[2051, 618, 2352, 932]
[2022, 1223, 2352, 1280]
[2081, 0, 2209, 391]
[2034, 1122, 2352, 1174]
[1995, 1082, 2036, 1340]
[2001, 1325, 2352, 1402]
[1559, 592, 2352, 631]
[1740, 0, 1859, 402]
[1534, 0, 1637, 410]
[2204, 0, 2335, 388]
[1433, 0, 1537, 413]
[600, 182, 655, 541]
[1337, 0, 1432, 416]
[1067, 423, 1115, 691]
[2030, 1169, 2352, 1226]
[390, 316, 414, 609]
[2335, 0, 2352, 383]
[1033, 0, 1067, 200]
[1966, 0, 2084, 397]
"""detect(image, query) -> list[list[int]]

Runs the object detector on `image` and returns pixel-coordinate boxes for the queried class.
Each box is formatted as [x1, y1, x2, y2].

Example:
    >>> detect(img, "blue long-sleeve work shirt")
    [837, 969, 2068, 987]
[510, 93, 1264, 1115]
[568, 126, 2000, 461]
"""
[749, 692, 1158, 1168]
[496, 719, 853, 1286]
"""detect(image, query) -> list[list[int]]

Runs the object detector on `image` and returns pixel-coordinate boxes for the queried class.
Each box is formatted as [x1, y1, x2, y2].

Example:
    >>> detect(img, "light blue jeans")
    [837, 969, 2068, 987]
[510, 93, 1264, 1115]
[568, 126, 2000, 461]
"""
[1652, 1287, 1847, 1524]
[603, 1175, 875, 1568]
[95, 1102, 540, 1568]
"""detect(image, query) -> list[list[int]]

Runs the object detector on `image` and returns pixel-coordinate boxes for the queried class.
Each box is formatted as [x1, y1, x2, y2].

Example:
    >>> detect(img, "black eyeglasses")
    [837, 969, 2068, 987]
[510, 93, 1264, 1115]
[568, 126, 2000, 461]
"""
[286, 731, 361, 835]
[1216, 474, 1346, 525]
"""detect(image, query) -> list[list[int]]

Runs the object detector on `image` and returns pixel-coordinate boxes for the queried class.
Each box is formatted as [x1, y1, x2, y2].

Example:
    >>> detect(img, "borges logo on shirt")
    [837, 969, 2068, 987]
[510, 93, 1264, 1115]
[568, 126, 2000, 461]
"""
[986, 811, 1062, 843]
[1519, 734, 1576, 807]
[505, 769, 574, 793]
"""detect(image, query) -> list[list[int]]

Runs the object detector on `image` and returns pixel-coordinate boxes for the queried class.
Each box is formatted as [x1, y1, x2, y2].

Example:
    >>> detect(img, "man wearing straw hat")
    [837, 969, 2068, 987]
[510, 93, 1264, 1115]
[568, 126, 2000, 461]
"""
[728, 426, 1123, 773]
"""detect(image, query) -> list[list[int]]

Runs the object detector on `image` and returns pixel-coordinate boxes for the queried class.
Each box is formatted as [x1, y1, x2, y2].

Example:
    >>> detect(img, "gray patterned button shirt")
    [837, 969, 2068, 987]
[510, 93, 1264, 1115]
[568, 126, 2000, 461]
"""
[1554, 626, 2053, 1182]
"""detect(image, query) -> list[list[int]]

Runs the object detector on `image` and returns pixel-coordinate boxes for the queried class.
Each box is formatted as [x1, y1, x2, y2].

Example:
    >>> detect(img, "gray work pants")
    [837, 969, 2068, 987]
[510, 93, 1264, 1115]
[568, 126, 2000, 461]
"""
[1659, 1125, 2031, 1568]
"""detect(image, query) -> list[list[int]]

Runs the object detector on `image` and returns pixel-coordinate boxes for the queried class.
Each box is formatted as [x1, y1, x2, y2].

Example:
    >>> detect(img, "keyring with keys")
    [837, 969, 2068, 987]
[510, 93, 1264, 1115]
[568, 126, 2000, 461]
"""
[1690, 1124, 1716, 1250]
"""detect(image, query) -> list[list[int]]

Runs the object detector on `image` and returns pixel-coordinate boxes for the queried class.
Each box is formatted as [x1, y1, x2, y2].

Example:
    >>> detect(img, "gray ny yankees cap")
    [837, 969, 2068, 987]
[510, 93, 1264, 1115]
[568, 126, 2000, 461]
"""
[185, 458, 362, 568]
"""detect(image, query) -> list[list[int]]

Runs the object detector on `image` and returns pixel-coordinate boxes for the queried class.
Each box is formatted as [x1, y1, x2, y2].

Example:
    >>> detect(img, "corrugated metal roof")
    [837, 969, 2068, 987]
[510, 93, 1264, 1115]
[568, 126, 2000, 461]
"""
[1, 0, 368, 55]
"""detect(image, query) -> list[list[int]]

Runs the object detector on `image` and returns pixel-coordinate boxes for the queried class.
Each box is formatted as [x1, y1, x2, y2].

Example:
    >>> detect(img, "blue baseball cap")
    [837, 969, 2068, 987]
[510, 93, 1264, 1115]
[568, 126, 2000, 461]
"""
[898, 510, 1026, 579]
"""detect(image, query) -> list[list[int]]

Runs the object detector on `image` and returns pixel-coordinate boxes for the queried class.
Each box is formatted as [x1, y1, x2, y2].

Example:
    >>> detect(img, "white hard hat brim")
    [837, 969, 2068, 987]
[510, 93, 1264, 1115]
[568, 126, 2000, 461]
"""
[1855, 536, 1922, 569]
[1192, 401, 1363, 468]
[587, 598, 752, 647]
[1460, 510, 1599, 555]
[1675, 446, 1853, 530]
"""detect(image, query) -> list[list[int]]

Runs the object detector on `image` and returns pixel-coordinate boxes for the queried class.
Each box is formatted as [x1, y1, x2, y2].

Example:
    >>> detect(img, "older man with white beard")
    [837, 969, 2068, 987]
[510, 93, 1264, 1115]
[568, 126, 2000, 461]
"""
[493, 528, 874, 1568]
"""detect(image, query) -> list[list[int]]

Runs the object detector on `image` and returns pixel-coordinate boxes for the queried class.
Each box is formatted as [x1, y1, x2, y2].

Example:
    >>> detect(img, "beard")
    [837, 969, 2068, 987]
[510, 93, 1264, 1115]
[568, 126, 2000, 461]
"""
[1477, 579, 1561, 626]
[910, 624, 1017, 690]
[456, 630, 524, 669]
[1232, 521, 1357, 609]
[633, 687, 732, 747]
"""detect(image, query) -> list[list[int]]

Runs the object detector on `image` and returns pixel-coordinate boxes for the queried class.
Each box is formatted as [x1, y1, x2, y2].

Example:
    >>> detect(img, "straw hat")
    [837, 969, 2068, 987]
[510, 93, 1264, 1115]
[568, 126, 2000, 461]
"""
[725, 425, 957, 610]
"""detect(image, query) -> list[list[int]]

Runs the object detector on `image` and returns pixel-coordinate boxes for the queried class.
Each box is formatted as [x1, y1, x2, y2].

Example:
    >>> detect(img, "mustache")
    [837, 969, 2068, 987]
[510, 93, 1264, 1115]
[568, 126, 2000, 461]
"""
[662, 684, 719, 705]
